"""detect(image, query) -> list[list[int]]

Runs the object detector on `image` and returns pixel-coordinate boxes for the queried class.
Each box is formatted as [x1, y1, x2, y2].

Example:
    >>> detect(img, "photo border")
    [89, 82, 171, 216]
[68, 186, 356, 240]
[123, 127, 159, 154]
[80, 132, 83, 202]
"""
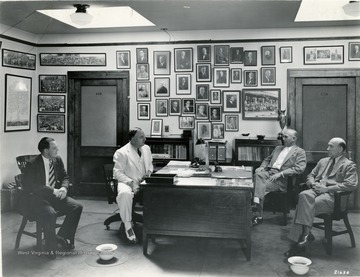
[209, 106, 222, 122]
[151, 119, 163, 136]
[242, 89, 280, 120]
[169, 98, 182, 116]
[38, 94, 66, 113]
[136, 48, 148, 64]
[37, 114, 65, 133]
[154, 77, 170, 97]
[116, 50, 131, 69]
[212, 123, 225, 139]
[136, 63, 150, 81]
[303, 45, 344, 65]
[279, 46, 292, 63]
[197, 121, 212, 140]
[40, 53, 106, 66]
[231, 68, 242, 84]
[213, 67, 230, 88]
[261, 67, 276, 86]
[244, 50, 257, 66]
[196, 63, 212, 82]
[153, 51, 171, 75]
[2, 49, 36, 70]
[39, 75, 66, 93]
[230, 47, 244, 64]
[155, 99, 169, 117]
[136, 82, 151, 102]
[179, 116, 195, 129]
[244, 70, 258, 87]
[196, 84, 210, 101]
[225, 115, 239, 132]
[182, 98, 195, 114]
[210, 89, 222, 104]
[176, 74, 191, 95]
[137, 103, 150, 120]
[195, 103, 209, 120]
[197, 45, 211, 62]
[348, 42, 360, 61]
[174, 48, 193, 72]
[261, 46, 276, 65]
[223, 90, 241, 113]
[214, 45, 230, 66]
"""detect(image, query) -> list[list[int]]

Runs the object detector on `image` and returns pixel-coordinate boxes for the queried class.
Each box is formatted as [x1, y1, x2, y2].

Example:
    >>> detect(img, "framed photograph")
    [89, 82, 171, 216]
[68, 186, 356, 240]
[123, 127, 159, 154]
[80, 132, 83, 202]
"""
[242, 89, 280, 120]
[37, 114, 65, 133]
[197, 121, 212, 140]
[136, 82, 151, 101]
[155, 99, 168, 117]
[4, 74, 32, 132]
[214, 45, 229, 66]
[195, 103, 209, 120]
[230, 47, 244, 64]
[116, 50, 131, 69]
[280, 47, 292, 63]
[2, 49, 36, 70]
[169, 98, 181, 115]
[231, 68, 242, 83]
[39, 75, 66, 93]
[209, 106, 222, 122]
[136, 64, 150, 80]
[210, 89, 221, 104]
[154, 77, 170, 97]
[179, 116, 195, 129]
[151, 119, 163, 136]
[261, 67, 276, 86]
[182, 98, 195, 114]
[197, 45, 211, 62]
[348, 42, 360, 61]
[225, 115, 239, 132]
[154, 51, 171, 75]
[213, 67, 230, 87]
[223, 91, 241, 113]
[196, 84, 210, 101]
[244, 50, 257, 66]
[38, 95, 66, 113]
[261, 46, 275, 65]
[244, 70, 258, 87]
[136, 48, 148, 64]
[175, 48, 193, 72]
[40, 53, 106, 66]
[196, 63, 211, 82]
[176, 74, 191, 95]
[212, 123, 225, 139]
[304, 46, 344, 65]
[137, 103, 150, 120]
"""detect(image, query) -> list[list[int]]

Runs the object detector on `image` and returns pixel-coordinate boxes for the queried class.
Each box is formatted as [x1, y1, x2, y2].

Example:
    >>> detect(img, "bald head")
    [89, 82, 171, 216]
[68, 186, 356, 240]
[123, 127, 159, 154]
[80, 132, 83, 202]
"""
[282, 128, 298, 147]
[327, 137, 346, 158]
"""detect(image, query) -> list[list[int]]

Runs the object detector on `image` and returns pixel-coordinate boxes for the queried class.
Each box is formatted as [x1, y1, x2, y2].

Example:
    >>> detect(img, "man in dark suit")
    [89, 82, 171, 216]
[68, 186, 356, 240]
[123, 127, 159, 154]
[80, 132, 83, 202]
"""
[198, 66, 209, 80]
[157, 55, 167, 68]
[199, 47, 209, 61]
[251, 129, 306, 226]
[244, 51, 256, 66]
[22, 137, 83, 259]
[226, 96, 237, 108]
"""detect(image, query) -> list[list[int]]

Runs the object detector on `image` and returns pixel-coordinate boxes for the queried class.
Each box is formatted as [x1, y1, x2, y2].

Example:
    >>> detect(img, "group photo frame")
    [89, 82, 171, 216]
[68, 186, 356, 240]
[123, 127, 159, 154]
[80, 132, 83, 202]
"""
[37, 114, 65, 133]
[174, 48, 193, 72]
[136, 82, 151, 101]
[176, 74, 191, 95]
[40, 53, 106, 66]
[223, 90, 241, 113]
[38, 95, 66, 113]
[39, 75, 66, 93]
[116, 50, 131, 69]
[304, 45, 344, 65]
[154, 51, 171, 75]
[151, 119, 163, 136]
[137, 103, 150, 120]
[2, 49, 36, 70]
[242, 89, 280, 120]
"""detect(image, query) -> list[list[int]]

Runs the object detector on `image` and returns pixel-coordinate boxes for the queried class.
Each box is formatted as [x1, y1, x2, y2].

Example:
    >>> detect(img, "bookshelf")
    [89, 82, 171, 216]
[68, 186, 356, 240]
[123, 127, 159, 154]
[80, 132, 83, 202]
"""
[208, 141, 227, 163]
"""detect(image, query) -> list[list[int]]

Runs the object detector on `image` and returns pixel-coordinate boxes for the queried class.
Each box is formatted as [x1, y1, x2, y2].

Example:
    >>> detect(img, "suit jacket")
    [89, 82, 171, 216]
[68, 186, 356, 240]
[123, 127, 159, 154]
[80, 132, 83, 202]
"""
[113, 143, 153, 186]
[306, 156, 358, 192]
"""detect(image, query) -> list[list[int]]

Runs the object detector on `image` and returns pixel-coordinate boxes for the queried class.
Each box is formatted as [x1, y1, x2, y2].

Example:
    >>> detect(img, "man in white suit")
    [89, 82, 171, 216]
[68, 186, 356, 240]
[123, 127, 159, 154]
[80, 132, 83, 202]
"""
[113, 127, 153, 243]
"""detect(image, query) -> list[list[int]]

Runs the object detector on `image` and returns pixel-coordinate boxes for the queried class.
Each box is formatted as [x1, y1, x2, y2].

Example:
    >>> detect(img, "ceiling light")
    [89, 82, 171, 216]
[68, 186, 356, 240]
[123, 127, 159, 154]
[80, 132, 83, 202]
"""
[70, 4, 93, 26]
[343, 1, 360, 17]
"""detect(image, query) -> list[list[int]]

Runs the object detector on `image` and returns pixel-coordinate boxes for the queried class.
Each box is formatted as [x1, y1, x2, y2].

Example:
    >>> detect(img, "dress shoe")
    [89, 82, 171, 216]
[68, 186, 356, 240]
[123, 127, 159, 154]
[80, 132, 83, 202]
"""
[125, 227, 137, 244]
[251, 203, 261, 212]
[251, 216, 263, 226]
[57, 236, 75, 250]
[297, 232, 315, 248]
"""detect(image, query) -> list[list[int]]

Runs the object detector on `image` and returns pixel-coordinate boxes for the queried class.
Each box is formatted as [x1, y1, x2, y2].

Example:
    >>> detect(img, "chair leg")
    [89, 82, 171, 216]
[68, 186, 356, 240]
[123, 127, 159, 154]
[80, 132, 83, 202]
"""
[343, 213, 356, 248]
[15, 217, 28, 249]
[324, 216, 333, 255]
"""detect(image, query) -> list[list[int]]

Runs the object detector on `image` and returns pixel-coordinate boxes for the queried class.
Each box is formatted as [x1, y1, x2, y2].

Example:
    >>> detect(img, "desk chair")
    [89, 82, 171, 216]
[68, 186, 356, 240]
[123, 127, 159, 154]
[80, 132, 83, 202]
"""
[16, 154, 37, 173]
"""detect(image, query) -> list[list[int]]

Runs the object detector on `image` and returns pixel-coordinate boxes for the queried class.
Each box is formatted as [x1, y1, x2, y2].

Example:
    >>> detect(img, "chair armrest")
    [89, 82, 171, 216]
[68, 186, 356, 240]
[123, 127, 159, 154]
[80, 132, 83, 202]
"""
[334, 191, 352, 213]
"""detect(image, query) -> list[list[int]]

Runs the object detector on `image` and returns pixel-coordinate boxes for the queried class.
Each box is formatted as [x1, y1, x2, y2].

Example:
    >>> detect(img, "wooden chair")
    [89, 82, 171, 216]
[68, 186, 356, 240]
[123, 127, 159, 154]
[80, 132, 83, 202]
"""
[16, 155, 37, 173]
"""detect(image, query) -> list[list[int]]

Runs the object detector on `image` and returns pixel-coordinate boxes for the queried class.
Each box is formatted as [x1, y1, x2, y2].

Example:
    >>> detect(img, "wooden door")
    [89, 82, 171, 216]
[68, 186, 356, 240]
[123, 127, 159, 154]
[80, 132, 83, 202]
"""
[68, 71, 129, 196]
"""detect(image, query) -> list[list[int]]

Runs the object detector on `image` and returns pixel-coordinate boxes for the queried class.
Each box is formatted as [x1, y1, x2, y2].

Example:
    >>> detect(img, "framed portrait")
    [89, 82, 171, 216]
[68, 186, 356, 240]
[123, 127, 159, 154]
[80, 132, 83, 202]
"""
[116, 50, 130, 69]
[214, 45, 229, 66]
[210, 89, 221, 104]
[136, 64, 150, 80]
[38, 95, 66, 113]
[230, 47, 244, 64]
[244, 50, 257, 66]
[176, 74, 191, 95]
[209, 106, 222, 122]
[154, 51, 171, 75]
[197, 121, 212, 140]
[244, 70, 258, 87]
[179, 116, 195, 129]
[242, 89, 280, 120]
[225, 115, 239, 132]
[2, 49, 36, 70]
[136, 48, 148, 64]
[39, 75, 66, 93]
[40, 53, 106, 66]
[261, 67, 276, 86]
[196, 84, 210, 101]
[37, 114, 65, 133]
[261, 46, 275, 65]
[348, 42, 360, 61]
[212, 123, 225, 139]
[169, 98, 181, 115]
[155, 99, 168, 117]
[196, 63, 211, 82]
[195, 103, 209, 120]
[213, 67, 230, 87]
[197, 45, 211, 62]
[154, 77, 170, 97]
[280, 46, 292, 63]
[223, 91, 241, 113]
[231, 68, 242, 83]
[4, 74, 32, 132]
[182, 98, 195, 114]
[136, 82, 151, 101]
[304, 46, 344, 65]
[174, 48, 193, 72]
[137, 103, 150, 120]
[151, 119, 163, 136]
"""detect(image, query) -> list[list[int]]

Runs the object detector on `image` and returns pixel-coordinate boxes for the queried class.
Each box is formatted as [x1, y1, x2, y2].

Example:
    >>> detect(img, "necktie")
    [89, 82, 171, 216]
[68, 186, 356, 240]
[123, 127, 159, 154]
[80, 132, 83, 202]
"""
[324, 159, 335, 178]
[49, 160, 56, 187]
[138, 149, 142, 157]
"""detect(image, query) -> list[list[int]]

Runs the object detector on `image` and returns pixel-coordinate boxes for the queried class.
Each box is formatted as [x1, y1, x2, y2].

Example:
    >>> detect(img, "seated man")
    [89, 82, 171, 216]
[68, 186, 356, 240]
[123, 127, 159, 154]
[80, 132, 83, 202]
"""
[22, 137, 83, 259]
[252, 128, 306, 226]
[285, 137, 358, 257]
[113, 127, 153, 243]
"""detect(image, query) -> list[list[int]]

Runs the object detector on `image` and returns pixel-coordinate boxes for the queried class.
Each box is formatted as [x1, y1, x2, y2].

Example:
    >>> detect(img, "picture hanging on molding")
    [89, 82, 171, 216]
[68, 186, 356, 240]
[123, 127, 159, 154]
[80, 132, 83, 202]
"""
[116, 50, 131, 69]
[230, 47, 244, 64]
[136, 48, 148, 64]
[174, 48, 193, 72]
[242, 89, 280, 120]
[261, 46, 275, 65]
[197, 45, 211, 62]
[214, 45, 229, 66]
[348, 42, 360, 61]
[303, 46, 344, 65]
[40, 53, 106, 66]
[280, 46, 292, 63]
[2, 49, 36, 70]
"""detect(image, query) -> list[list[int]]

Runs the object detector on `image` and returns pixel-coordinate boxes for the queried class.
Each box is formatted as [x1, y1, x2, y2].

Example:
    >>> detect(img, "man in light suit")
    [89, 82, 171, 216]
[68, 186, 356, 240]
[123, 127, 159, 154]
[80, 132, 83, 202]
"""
[252, 128, 306, 226]
[113, 127, 153, 243]
[284, 137, 358, 257]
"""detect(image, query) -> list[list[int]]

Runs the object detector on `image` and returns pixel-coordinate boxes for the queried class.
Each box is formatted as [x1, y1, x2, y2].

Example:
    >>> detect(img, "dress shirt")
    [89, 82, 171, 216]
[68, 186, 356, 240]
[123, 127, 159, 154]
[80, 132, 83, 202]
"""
[272, 146, 293, 170]
[42, 155, 51, 186]
[131, 145, 145, 178]
[321, 156, 341, 179]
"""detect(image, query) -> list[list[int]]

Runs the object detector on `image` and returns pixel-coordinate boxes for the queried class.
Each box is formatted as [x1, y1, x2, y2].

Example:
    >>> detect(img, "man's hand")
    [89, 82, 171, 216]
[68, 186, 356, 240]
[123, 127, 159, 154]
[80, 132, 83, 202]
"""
[255, 167, 264, 173]
[313, 184, 329, 194]
[269, 172, 282, 182]
[129, 181, 140, 194]
[145, 170, 152, 177]
[58, 187, 68, 200]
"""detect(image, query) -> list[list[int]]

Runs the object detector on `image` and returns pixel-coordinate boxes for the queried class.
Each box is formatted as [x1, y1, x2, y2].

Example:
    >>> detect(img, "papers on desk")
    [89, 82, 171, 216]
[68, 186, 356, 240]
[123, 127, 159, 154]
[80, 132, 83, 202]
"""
[166, 160, 191, 167]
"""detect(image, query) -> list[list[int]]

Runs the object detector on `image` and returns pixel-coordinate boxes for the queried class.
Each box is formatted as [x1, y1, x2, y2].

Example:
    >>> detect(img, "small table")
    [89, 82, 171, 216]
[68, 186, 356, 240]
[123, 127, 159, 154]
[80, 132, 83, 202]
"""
[140, 165, 253, 261]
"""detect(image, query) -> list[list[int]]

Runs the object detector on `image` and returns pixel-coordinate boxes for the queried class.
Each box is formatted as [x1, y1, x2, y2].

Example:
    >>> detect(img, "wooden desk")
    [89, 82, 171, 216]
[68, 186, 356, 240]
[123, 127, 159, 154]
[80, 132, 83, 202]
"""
[141, 165, 253, 261]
